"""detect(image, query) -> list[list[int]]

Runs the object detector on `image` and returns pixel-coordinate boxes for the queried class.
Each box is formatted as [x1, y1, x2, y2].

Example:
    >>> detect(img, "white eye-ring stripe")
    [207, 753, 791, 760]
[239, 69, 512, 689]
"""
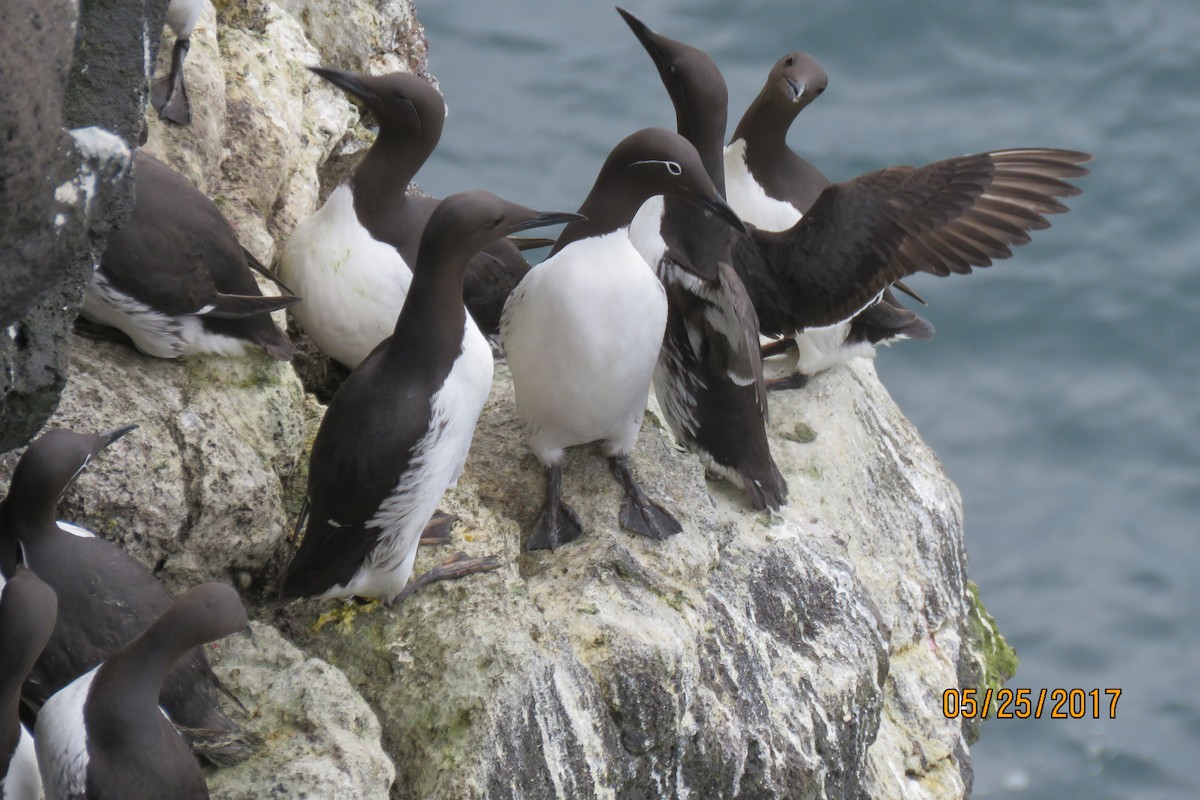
[632, 159, 683, 175]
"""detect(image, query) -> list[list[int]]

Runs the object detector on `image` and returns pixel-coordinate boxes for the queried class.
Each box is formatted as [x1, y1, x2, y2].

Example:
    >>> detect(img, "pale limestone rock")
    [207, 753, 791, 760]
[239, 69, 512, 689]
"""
[205, 622, 396, 799]
[280, 360, 989, 799]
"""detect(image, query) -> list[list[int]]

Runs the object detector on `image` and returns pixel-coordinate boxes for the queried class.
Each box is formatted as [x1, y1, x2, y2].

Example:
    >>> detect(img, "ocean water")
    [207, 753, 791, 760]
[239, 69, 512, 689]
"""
[410, 0, 1200, 796]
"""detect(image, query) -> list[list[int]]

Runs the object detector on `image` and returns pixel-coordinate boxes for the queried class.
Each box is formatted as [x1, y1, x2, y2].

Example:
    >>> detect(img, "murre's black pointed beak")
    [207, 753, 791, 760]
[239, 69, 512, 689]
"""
[101, 424, 138, 449]
[617, 7, 668, 65]
[506, 211, 586, 235]
[308, 65, 377, 102]
[785, 76, 806, 103]
[684, 188, 747, 233]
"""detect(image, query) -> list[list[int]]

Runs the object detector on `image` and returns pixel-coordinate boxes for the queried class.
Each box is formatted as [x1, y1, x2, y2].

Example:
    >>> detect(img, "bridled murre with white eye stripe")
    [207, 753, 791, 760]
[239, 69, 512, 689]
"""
[501, 126, 747, 550]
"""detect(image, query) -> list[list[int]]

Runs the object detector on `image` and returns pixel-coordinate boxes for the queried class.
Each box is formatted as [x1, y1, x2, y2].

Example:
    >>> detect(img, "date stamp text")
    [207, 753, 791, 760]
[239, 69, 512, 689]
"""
[942, 688, 1122, 719]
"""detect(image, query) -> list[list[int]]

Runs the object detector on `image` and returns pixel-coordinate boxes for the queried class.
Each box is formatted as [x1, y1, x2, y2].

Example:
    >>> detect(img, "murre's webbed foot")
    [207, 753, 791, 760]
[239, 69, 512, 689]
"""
[152, 38, 192, 125]
[765, 372, 811, 392]
[73, 317, 136, 347]
[390, 552, 502, 605]
[419, 510, 456, 545]
[760, 337, 798, 360]
[176, 724, 263, 767]
[525, 465, 583, 551]
[607, 455, 682, 541]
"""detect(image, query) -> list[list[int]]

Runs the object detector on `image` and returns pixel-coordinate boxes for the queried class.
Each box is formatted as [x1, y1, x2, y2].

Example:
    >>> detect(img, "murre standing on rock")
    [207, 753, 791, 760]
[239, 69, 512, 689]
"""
[501, 127, 746, 550]
[725, 52, 1090, 389]
[281, 191, 581, 602]
[0, 567, 56, 800]
[80, 151, 299, 361]
[35, 583, 248, 800]
[619, 8, 786, 511]
[152, 0, 206, 125]
[0, 426, 256, 767]
[279, 67, 538, 368]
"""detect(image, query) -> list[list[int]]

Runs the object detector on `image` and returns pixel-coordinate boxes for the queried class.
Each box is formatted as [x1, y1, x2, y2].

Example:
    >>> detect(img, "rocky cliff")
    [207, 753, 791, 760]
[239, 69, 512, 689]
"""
[0, 1, 1012, 798]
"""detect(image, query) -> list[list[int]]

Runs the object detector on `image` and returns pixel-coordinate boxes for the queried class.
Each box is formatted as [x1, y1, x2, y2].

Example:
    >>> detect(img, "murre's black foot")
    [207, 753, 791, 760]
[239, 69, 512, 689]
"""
[766, 372, 811, 392]
[73, 317, 135, 347]
[607, 456, 682, 541]
[760, 337, 798, 360]
[419, 510, 456, 545]
[176, 724, 263, 767]
[153, 38, 192, 125]
[525, 465, 584, 551]
[390, 552, 503, 605]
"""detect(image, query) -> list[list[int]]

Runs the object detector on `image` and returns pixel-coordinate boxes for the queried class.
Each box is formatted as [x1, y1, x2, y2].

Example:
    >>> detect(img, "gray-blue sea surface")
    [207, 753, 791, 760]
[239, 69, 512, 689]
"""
[411, 1, 1200, 797]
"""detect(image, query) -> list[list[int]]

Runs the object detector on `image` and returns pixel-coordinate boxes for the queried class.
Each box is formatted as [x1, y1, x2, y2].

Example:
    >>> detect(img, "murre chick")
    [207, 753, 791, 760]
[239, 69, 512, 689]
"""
[0, 566, 57, 800]
[726, 52, 1089, 389]
[0, 426, 255, 766]
[80, 151, 298, 360]
[34, 583, 248, 800]
[152, 0, 206, 125]
[619, 8, 786, 511]
[279, 67, 539, 368]
[280, 191, 581, 602]
[501, 127, 746, 550]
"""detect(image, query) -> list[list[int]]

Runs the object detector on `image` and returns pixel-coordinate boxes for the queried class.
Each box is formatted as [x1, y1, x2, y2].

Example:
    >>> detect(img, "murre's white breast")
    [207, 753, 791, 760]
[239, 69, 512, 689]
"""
[321, 319, 494, 602]
[501, 230, 667, 465]
[166, 0, 205, 38]
[0, 724, 42, 800]
[628, 195, 666, 269]
[279, 183, 413, 368]
[724, 139, 803, 232]
[81, 269, 251, 359]
[35, 667, 96, 800]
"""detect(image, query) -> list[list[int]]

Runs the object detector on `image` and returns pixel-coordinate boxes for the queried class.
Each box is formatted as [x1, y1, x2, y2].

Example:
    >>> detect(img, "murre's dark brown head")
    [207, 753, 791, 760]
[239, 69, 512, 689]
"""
[733, 52, 827, 146]
[416, 190, 585, 279]
[617, 8, 728, 150]
[309, 66, 446, 150]
[0, 426, 137, 525]
[155, 583, 249, 649]
[557, 127, 745, 254]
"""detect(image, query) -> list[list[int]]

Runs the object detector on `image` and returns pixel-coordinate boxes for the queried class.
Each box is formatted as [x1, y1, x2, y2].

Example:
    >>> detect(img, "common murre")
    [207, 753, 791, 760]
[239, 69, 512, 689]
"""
[501, 127, 746, 550]
[725, 52, 1089, 389]
[0, 426, 255, 767]
[278, 67, 542, 368]
[80, 152, 298, 361]
[0, 566, 56, 800]
[619, 8, 787, 511]
[34, 583, 248, 800]
[281, 191, 581, 602]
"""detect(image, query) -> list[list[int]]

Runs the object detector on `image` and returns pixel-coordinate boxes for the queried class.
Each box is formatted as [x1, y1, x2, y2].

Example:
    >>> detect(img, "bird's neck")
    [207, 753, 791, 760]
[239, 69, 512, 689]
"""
[350, 131, 431, 235]
[387, 251, 469, 371]
[731, 98, 796, 168]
